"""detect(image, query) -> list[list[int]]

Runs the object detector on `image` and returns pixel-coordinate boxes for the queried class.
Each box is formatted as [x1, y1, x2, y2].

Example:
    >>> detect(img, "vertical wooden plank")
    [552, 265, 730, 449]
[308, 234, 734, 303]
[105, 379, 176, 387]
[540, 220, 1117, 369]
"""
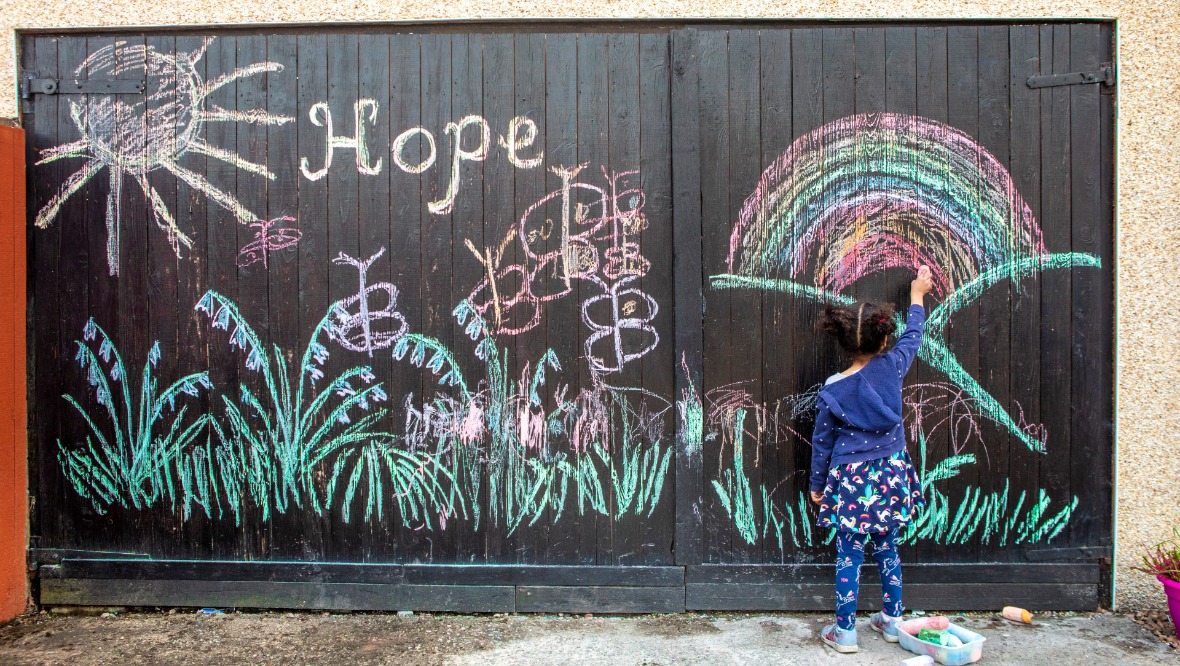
[324, 32, 361, 558]
[295, 32, 329, 559]
[638, 31, 675, 566]
[976, 25, 1013, 562]
[263, 32, 301, 558]
[174, 33, 213, 556]
[477, 31, 514, 563]
[28, 35, 60, 550]
[113, 33, 151, 552]
[448, 32, 483, 564]
[357, 31, 393, 558]
[419, 33, 453, 563]
[512, 32, 547, 564]
[913, 26, 948, 566]
[576, 31, 611, 564]
[670, 27, 704, 567]
[1096, 23, 1115, 571]
[1068, 23, 1112, 549]
[144, 33, 183, 552]
[1008, 25, 1044, 559]
[53, 35, 88, 549]
[387, 31, 425, 561]
[852, 26, 885, 312]
[542, 32, 586, 564]
[608, 29, 646, 562]
[726, 28, 762, 564]
[757, 27, 792, 564]
[816, 25, 853, 446]
[855, 27, 887, 115]
[789, 27, 824, 562]
[1038, 24, 1073, 552]
[886, 25, 924, 567]
[695, 28, 731, 564]
[943, 25, 981, 563]
[233, 33, 275, 557]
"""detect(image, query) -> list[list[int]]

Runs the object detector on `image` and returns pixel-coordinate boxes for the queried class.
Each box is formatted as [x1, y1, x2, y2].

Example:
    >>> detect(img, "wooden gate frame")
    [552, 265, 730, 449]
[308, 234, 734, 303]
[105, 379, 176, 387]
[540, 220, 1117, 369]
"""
[19, 20, 1113, 613]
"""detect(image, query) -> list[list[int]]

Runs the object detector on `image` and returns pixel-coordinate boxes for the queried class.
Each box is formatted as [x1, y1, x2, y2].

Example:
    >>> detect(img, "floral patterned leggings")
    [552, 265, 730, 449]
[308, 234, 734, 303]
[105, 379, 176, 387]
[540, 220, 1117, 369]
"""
[834, 528, 903, 630]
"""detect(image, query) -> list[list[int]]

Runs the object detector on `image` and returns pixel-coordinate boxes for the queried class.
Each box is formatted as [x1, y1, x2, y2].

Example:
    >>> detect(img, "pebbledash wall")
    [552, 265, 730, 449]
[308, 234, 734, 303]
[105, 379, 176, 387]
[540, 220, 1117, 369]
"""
[2, 1, 1178, 612]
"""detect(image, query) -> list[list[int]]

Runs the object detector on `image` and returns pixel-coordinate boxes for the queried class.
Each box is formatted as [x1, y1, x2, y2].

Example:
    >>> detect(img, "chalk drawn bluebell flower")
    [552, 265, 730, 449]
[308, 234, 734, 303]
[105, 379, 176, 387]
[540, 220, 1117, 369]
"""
[359, 368, 375, 384]
[392, 337, 410, 361]
[212, 306, 231, 331]
[310, 342, 329, 365]
[58, 319, 211, 515]
[245, 348, 263, 372]
[230, 326, 249, 351]
[426, 352, 446, 374]
[305, 365, 324, 385]
[370, 386, 387, 403]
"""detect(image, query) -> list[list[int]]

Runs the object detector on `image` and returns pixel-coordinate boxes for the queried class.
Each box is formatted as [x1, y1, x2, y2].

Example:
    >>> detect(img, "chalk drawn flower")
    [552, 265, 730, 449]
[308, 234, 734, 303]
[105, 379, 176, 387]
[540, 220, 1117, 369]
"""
[34, 39, 293, 276]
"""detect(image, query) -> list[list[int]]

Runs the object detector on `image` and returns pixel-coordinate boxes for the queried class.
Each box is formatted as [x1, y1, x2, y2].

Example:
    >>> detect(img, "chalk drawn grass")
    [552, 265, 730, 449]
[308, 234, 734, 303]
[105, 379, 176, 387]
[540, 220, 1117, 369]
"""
[392, 300, 673, 534]
[58, 292, 673, 532]
[705, 382, 1078, 553]
[196, 290, 453, 526]
[57, 319, 212, 513]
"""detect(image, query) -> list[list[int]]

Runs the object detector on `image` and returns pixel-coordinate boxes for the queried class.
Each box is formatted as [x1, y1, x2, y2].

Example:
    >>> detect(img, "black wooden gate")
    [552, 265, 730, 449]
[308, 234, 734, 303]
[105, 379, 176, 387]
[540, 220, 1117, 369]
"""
[22, 21, 1114, 612]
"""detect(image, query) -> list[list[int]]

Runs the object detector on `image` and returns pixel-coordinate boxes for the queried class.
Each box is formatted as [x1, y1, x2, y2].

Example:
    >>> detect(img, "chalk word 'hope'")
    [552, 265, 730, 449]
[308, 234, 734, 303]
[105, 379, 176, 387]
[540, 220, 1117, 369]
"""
[299, 99, 543, 215]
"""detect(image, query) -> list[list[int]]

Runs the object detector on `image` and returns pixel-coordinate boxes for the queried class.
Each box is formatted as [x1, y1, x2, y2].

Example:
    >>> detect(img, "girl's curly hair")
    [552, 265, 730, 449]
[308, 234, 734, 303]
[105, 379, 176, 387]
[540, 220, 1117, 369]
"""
[819, 302, 896, 355]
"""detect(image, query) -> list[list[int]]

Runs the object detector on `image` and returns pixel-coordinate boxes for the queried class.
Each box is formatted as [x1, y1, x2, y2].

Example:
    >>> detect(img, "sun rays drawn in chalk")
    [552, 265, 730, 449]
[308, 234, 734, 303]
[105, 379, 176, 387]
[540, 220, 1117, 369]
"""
[712, 113, 1101, 455]
[34, 39, 294, 276]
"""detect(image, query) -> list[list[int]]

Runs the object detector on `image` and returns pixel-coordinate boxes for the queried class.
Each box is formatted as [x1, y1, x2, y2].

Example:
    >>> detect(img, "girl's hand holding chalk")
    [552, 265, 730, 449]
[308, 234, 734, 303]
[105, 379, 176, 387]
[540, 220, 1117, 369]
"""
[911, 264, 933, 303]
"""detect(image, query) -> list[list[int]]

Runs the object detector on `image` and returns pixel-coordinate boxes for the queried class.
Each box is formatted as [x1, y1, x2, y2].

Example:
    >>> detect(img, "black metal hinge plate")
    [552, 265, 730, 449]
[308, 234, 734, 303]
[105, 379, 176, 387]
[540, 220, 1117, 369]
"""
[21, 76, 145, 99]
[1027, 63, 1115, 89]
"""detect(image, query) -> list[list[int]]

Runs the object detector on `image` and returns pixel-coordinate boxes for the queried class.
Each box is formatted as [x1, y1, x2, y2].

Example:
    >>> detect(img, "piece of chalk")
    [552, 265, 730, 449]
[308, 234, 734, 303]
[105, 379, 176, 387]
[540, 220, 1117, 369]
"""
[901, 657, 934, 666]
[1002, 606, 1033, 623]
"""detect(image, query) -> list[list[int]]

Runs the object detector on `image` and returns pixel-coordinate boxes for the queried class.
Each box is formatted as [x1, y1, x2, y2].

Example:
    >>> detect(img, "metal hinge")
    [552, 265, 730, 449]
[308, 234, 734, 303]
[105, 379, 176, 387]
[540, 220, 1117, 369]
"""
[21, 75, 145, 99]
[1026, 62, 1115, 89]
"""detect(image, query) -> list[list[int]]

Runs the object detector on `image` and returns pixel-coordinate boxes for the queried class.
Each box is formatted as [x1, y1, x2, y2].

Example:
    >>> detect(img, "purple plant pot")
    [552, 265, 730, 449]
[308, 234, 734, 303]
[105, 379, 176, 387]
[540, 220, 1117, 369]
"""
[1158, 575, 1180, 638]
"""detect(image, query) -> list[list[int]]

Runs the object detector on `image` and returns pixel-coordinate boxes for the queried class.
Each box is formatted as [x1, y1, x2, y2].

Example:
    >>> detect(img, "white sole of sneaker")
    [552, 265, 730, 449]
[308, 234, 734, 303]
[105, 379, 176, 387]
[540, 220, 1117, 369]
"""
[821, 636, 860, 653]
[870, 622, 900, 643]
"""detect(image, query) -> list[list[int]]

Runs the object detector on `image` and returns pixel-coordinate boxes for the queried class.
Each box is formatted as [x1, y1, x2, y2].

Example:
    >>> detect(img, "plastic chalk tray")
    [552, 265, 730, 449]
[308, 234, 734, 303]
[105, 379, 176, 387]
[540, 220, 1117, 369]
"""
[897, 622, 986, 666]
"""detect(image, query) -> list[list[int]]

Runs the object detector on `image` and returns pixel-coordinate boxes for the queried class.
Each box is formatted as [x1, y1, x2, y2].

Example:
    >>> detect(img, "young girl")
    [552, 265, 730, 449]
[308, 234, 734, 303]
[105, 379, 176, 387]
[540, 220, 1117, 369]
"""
[810, 265, 933, 654]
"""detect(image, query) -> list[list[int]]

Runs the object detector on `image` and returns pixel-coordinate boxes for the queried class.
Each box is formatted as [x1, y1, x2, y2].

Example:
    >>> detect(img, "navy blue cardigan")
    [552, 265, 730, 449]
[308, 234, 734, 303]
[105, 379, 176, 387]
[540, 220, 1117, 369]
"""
[808, 304, 926, 492]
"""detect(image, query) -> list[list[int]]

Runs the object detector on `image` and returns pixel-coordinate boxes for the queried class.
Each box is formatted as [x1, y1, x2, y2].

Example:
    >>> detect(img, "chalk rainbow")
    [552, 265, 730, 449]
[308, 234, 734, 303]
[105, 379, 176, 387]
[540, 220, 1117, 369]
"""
[713, 113, 1101, 453]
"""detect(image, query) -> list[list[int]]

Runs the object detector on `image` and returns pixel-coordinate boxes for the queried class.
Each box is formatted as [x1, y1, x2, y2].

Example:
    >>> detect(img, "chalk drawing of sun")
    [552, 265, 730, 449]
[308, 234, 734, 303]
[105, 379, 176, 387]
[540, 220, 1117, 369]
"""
[34, 39, 293, 276]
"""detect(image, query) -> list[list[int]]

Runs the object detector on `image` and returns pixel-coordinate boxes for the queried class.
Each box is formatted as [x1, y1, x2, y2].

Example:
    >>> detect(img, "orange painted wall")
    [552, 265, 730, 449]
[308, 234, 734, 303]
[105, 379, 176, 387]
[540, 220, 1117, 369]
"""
[0, 125, 27, 623]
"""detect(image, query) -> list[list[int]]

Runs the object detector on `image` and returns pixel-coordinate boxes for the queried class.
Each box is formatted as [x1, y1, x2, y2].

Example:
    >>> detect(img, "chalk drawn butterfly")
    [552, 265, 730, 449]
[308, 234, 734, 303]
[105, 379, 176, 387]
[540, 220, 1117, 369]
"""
[328, 247, 408, 357]
[237, 216, 302, 269]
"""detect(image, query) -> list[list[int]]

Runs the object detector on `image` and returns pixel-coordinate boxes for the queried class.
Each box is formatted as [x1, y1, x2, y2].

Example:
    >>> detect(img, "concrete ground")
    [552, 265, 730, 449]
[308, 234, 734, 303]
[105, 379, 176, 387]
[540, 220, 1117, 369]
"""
[0, 610, 1173, 665]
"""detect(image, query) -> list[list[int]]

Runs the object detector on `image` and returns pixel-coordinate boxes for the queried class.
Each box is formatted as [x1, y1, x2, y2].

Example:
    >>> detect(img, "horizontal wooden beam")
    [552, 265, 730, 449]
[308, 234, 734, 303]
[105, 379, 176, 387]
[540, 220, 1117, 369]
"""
[37, 560, 1103, 612]
[49, 560, 684, 587]
[686, 582, 1098, 611]
[685, 563, 1101, 585]
[41, 578, 515, 613]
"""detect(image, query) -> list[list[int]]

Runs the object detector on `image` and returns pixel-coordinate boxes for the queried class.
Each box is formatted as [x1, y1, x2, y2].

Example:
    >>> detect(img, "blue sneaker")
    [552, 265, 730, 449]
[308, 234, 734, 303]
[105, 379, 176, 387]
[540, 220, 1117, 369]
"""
[820, 623, 859, 653]
[869, 611, 901, 642]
